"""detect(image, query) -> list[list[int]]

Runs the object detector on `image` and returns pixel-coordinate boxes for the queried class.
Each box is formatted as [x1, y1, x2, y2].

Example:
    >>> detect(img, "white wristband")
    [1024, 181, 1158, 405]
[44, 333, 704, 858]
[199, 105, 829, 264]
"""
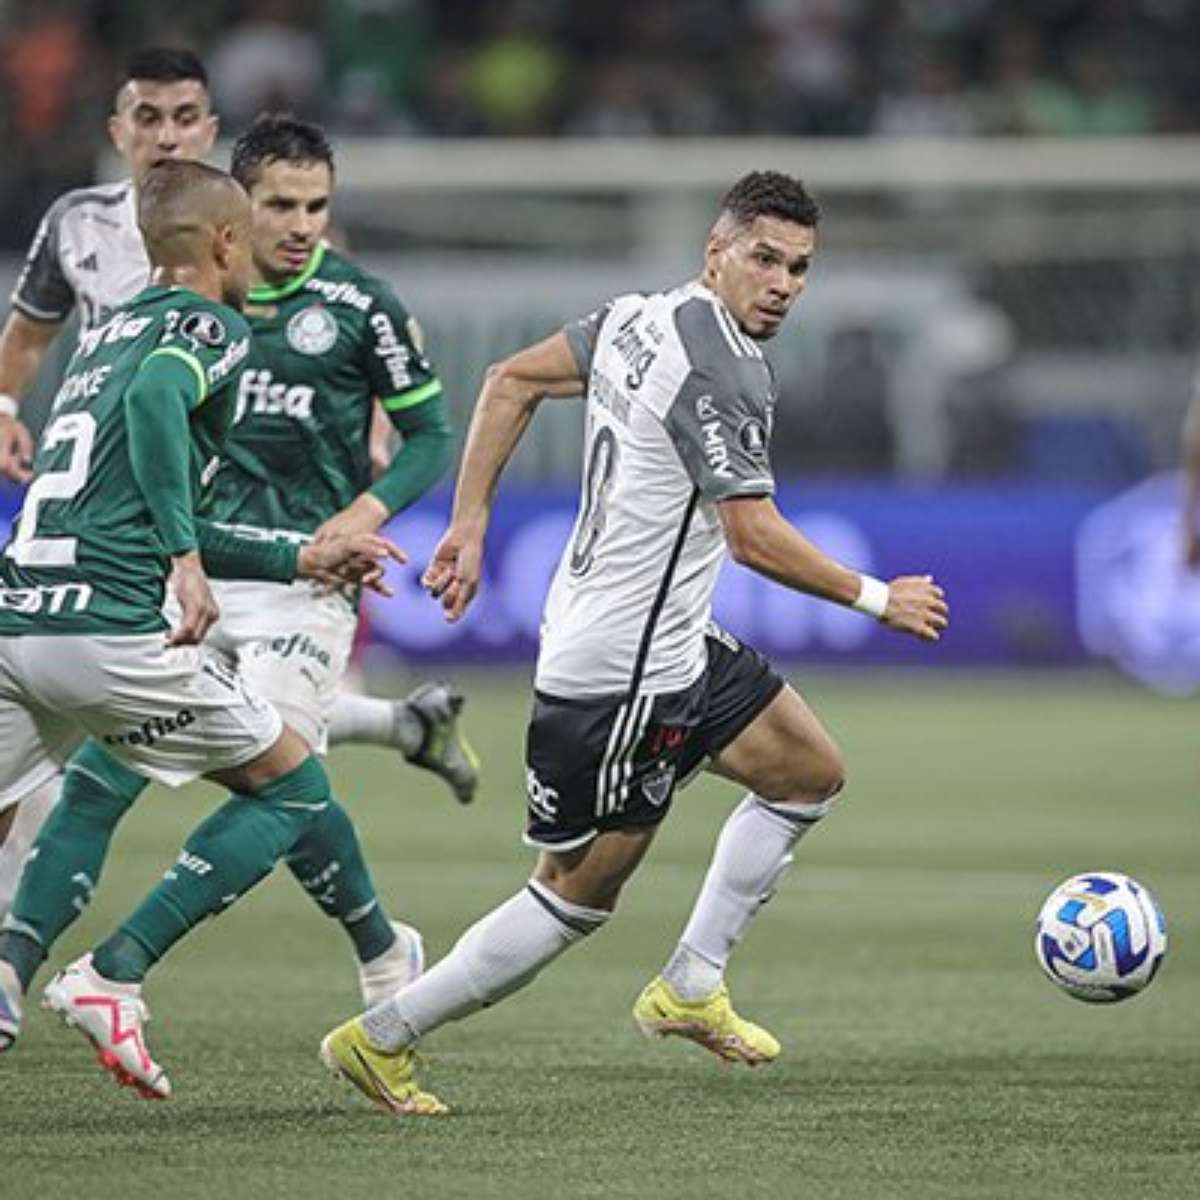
[852, 574, 890, 619]
[0, 394, 18, 419]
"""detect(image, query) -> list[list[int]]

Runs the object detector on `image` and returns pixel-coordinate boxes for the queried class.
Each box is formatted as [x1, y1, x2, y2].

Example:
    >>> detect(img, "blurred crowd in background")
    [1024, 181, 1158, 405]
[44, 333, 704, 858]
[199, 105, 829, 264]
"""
[2, 0, 1199, 240]
[0, 0, 1195, 488]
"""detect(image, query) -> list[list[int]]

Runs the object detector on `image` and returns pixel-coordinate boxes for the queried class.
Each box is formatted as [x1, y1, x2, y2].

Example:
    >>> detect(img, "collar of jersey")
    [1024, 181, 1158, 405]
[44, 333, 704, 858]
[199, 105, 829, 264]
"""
[246, 242, 328, 304]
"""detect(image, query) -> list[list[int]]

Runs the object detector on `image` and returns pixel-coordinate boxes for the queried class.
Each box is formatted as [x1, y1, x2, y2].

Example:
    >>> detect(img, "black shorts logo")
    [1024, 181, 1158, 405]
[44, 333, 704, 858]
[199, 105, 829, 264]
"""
[641, 764, 676, 807]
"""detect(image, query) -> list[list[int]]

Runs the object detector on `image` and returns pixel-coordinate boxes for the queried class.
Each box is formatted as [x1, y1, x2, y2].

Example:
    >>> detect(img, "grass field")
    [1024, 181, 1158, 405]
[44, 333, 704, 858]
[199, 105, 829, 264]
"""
[6, 669, 1198, 1200]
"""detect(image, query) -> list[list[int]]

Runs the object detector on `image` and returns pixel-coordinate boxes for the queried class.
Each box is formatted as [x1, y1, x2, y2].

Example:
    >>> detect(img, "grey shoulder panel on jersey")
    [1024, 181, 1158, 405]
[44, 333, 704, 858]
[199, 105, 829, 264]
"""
[563, 303, 614, 376]
[11, 183, 131, 322]
[665, 299, 776, 501]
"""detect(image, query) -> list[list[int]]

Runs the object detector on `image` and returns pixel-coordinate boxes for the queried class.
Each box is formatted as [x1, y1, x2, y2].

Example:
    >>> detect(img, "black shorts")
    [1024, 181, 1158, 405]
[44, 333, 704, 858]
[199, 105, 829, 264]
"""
[524, 628, 785, 850]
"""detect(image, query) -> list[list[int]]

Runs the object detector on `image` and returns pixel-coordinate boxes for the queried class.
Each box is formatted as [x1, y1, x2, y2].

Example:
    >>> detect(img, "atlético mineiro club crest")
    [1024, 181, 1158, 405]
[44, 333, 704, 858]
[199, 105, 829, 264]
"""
[287, 305, 338, 356]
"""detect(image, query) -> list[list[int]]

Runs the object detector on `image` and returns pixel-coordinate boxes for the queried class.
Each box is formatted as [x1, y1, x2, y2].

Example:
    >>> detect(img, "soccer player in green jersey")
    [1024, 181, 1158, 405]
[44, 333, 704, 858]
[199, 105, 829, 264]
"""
[200, 112, 477, 802]
[0, 59, 472, 919]
[0, 161, 417, 1097]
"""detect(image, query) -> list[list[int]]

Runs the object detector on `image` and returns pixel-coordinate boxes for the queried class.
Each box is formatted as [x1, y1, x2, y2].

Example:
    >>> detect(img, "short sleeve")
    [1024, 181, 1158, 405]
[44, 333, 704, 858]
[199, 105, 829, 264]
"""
[145, 303, 252, 411]
[665, 368, 776, 501]
[562, 304, 612, 376]
[361, 285, 443, 413]
[10, 200, 74, 321]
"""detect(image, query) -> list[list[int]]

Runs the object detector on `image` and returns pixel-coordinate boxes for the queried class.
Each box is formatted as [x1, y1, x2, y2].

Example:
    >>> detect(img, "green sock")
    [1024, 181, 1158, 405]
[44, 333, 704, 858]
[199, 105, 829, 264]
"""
[3, 742, 146, 989]
[285, 799, 396, 963]
[92, 756, 330, 983]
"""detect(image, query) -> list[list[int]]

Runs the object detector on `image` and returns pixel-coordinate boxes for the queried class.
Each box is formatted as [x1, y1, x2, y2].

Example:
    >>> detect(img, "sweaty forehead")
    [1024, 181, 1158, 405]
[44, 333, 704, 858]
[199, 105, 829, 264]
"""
[116, 78, 210, 115]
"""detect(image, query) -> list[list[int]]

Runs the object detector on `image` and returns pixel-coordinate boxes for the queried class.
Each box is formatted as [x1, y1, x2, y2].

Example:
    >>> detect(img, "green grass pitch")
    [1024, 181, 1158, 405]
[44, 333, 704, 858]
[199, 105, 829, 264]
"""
[6, 669, 1198, 1200]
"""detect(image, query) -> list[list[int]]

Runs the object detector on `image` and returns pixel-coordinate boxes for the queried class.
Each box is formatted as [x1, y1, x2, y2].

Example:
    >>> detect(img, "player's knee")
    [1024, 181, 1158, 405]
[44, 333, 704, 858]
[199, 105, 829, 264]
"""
[770, 737, 846, 805]
[533, 853, 625, 914]
[65, 741, 148, 813]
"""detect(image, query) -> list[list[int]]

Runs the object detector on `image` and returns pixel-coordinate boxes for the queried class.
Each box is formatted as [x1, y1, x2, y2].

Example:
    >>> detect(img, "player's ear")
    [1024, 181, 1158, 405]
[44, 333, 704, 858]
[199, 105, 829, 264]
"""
[200, 111, 219, 155]
[703, 230, 727, 283]
[212, 222, 233, 270]
[107, 112, 126, 155]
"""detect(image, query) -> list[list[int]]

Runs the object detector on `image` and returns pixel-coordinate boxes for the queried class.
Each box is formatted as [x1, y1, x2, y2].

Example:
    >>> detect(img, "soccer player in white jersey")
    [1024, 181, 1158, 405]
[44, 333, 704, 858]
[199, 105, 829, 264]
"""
[0, 50, 473, 913]
[318, 171, 950, 1116]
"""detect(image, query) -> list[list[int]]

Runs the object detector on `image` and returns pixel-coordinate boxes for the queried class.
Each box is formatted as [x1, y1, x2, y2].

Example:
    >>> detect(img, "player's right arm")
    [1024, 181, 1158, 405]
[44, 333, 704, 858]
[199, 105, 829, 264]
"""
[0, 197, 77, 482]
[0, 311, 61, 482]
[424, 330, 585, 621]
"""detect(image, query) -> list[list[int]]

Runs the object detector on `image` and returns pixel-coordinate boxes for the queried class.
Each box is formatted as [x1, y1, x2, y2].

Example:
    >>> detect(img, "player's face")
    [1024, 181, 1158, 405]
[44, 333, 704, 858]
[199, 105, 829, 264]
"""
[109, 80, 217, 183]
[704, 216, 815, 340]
[247, 160, 333, 284]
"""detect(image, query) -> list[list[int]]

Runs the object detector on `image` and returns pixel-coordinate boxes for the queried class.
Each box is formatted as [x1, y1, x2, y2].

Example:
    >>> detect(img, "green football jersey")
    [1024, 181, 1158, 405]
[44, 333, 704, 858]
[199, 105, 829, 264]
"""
[200, 244, 442, 538]
[0, 286, 250, 635]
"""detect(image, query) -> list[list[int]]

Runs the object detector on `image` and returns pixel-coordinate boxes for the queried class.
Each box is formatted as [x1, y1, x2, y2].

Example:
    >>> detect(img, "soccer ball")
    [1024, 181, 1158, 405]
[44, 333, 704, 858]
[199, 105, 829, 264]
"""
[1034, 871, 1166, 1003]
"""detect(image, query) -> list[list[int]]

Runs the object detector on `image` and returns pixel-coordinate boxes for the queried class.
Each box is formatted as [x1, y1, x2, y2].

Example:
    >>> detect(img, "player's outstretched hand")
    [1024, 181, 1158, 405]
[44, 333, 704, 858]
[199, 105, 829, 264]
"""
[881, 574, 949, 642]
[422, 523, 484, 623]
[166, 552, 219, 647]
[0, 414, 34, 484]
[299, 532, 407, 597]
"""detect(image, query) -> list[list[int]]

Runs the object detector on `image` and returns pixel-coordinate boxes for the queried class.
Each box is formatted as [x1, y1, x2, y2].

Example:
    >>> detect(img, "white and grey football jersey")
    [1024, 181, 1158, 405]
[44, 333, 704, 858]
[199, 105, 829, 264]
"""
[10, 181, 149, 333]
[536, 280, 777, 700]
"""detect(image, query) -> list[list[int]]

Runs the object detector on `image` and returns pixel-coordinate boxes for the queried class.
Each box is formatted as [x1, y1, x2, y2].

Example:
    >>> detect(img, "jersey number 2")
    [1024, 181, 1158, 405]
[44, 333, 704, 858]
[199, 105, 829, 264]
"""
[6, 412, 97, 567]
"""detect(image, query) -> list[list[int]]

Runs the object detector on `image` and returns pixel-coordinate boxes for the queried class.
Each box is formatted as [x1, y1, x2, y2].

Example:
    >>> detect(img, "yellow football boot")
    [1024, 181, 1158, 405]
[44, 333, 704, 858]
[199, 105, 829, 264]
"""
[633, 976, 780, 1066]
[319, 1018, 448, 1116]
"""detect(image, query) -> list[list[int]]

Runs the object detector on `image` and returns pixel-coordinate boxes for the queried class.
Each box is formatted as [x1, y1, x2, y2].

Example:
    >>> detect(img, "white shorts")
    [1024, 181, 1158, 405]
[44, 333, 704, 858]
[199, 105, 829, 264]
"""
[0, 633, 282, 795]
[0, 678, 79, 814]
[197, 579, 357, 754]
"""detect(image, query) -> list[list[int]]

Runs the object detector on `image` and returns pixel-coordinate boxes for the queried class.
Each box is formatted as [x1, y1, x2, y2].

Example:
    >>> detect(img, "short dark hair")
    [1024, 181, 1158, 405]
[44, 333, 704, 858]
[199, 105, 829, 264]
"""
[719, 171, 821, 230]
[230, 113, 335, 190]
[123, 47, 208, 89]
[137, 159, 242, 259]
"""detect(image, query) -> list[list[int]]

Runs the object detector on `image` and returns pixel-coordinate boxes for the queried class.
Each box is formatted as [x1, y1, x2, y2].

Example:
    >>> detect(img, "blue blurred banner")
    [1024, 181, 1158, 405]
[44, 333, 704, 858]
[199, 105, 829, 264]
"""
[4, 476, 1196, 689]
[356, 478, 1162, 673]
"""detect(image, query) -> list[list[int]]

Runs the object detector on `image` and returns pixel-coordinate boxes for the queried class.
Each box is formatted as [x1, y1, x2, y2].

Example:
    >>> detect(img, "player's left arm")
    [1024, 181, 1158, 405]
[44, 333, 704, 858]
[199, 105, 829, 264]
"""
[125, 351, 218, 645]
[717, 497, 948, 641]
[314, 390, 455, 543]
[195, 518, 405, 595]
[313, 289, 453, 542]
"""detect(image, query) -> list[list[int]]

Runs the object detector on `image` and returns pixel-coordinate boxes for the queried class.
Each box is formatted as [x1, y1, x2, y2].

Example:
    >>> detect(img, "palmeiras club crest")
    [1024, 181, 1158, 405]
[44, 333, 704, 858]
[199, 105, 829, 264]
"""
[286, 305, 338, 355]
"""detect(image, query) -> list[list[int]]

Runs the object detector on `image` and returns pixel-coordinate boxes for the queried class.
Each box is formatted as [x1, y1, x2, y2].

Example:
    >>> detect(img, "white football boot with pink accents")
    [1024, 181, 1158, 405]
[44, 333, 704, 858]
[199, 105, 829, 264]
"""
[43, 954, 171, 1099]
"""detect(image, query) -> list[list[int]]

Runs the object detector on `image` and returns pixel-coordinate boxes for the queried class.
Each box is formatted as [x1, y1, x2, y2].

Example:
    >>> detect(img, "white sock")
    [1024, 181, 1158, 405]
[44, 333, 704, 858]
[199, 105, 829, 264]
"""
[662, 794, 832, 1001]
[362, 880, 609, 1051]
[327, 693, 414, 750]
[0, 777, 62, 919]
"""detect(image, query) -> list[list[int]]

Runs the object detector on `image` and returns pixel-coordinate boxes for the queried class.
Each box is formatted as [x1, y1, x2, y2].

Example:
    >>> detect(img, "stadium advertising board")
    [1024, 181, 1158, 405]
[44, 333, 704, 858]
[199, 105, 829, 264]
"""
[4, 478, 1192, 687]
